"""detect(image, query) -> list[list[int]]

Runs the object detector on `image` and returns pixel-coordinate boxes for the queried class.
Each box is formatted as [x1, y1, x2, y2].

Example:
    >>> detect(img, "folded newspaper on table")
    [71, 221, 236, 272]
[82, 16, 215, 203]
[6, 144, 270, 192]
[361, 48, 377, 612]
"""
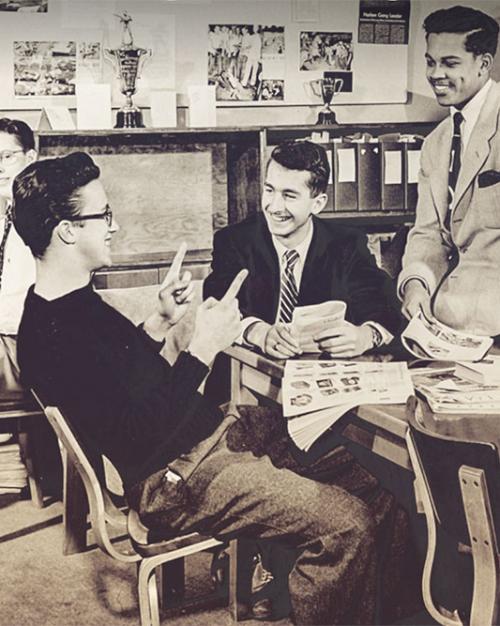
[411, 366, 500, 414]
[402, 309, 492, 361]
[291, 301, 346, 353]
[282, 360, 413, 451]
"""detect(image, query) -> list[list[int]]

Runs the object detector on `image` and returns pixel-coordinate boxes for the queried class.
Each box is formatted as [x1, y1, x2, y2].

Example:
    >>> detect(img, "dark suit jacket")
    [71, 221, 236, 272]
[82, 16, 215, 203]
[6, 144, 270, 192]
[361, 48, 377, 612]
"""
[204, 213, 402, 334]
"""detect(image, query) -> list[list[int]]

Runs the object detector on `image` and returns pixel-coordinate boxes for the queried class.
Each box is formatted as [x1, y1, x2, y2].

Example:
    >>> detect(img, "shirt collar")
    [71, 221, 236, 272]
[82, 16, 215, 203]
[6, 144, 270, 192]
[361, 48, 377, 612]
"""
[271, 219, 314, 266]
[451, 78, 492, 127]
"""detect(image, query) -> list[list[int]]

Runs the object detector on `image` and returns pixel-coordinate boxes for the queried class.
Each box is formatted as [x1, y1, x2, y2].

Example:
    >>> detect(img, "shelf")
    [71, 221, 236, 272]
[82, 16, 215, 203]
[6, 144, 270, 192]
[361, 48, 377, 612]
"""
[320, 211, 415, 229]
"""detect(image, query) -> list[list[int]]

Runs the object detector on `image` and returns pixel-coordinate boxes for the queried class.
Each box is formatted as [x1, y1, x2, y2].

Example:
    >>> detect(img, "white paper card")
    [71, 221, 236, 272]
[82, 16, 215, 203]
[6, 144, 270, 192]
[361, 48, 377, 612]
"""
[76, 84, 112, 130]
[384, 151, 402, 185]
[42, 107, 75, 130]
[407, 150, 421, 184]
[150, 90, 177, 128]
[188, 85, 216, 128]
[337, 148, 356, 183]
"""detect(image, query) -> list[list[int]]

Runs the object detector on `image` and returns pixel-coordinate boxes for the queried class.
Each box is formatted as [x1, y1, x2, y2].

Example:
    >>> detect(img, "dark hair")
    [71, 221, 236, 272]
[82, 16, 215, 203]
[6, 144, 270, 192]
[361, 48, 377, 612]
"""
[269, 140, 330, 196]
[12, 152, 100, 259]
[423, 5, 499, 57]
[0, 117, 35, 152]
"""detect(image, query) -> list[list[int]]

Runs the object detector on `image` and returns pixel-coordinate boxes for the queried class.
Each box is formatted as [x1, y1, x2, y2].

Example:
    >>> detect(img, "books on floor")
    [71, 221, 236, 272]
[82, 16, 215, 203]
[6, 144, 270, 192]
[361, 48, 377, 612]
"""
[402, 309, 492, 361]
[411, 366, 500, 414]
[282, 360, 413, 450]
[0, 441, 27, 493]
[291, 301, 346, 353]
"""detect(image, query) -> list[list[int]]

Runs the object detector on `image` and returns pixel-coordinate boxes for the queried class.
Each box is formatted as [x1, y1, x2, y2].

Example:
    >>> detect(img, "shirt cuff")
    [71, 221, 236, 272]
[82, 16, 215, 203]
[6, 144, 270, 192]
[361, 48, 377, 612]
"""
[362, 322, 393, 347]
[238, 317, 266, 348]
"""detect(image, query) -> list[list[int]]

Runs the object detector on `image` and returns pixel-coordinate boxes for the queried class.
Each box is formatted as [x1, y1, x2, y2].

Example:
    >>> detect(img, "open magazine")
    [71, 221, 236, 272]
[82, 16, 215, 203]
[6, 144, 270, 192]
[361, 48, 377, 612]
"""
[290, 301, 346, 353]
[282, 360, 413, 450]
[402, 309, 492, 361]
[411, 366, 500, 414]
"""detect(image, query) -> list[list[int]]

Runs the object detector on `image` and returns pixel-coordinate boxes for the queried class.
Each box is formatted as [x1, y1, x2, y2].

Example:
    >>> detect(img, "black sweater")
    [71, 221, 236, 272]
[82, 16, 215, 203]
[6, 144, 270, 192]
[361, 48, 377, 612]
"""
[17, 284, 223, 489]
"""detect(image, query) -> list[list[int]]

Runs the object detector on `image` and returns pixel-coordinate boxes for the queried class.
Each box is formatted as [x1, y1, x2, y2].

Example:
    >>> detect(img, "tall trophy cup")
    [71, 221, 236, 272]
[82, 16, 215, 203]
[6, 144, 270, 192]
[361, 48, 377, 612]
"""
[306, 76, 344, 125]
[104, 12, 152, 128]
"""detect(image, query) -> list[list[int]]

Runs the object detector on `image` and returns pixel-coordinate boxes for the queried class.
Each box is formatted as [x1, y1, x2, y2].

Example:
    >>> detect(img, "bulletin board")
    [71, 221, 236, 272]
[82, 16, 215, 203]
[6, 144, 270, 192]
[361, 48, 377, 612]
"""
[0, 0, 409, 111]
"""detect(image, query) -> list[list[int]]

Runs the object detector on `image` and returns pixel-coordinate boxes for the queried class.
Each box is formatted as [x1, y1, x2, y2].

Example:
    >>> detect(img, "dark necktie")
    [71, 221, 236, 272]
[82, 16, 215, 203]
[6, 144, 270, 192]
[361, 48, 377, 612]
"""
[445, 111, 464, 231]
[279, 249, 299, 323]
[0, 207, 13, 292]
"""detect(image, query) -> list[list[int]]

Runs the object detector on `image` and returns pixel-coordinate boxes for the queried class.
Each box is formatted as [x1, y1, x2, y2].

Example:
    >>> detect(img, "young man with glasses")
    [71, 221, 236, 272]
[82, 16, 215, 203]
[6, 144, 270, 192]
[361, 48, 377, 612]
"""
[14, 151, 379, 626]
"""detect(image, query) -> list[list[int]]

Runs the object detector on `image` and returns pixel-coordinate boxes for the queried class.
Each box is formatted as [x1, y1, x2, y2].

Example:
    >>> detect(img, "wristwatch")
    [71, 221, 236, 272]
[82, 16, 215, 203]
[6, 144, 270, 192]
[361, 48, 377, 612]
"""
[369, 324, 384, 349]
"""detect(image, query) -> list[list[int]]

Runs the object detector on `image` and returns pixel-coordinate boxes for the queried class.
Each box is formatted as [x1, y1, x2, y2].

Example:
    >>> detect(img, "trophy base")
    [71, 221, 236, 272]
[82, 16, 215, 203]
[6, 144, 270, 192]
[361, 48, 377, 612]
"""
[316, 109, 338, 125]
[115, 109, 145, 129]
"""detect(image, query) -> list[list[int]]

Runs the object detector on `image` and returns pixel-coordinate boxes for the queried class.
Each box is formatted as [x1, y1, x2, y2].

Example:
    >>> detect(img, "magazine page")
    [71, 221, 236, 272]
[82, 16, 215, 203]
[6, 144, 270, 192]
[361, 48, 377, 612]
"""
[287, 403, 354, 451]
[290, 301, 346, 353]
[282, 360, 413, 417]
[411, 368, 500, 414]
[402, 309, 492, 361]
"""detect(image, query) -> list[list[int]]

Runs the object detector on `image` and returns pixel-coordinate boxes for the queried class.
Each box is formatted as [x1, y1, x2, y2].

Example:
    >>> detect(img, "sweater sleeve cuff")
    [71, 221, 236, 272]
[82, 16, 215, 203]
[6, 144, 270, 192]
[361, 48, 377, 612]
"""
[137, 322, 166, 352]
[175, 350, 210, 387]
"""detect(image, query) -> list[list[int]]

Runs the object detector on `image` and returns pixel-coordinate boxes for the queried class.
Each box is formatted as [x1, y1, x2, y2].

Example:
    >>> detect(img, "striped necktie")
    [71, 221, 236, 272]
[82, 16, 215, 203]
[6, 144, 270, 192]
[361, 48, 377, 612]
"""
[279, 249, 299, 323]
[445, 111, 464, 231]
[0, 207, 13, 292]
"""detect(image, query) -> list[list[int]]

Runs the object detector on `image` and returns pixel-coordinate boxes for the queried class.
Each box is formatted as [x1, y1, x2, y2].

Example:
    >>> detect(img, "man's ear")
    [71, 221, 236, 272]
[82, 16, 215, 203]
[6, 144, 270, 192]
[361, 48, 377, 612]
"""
[479, 53, 493, 75]
[54, 220, 77, 246]
[311, 192, 328, 215]
[25, 149, 37, 165]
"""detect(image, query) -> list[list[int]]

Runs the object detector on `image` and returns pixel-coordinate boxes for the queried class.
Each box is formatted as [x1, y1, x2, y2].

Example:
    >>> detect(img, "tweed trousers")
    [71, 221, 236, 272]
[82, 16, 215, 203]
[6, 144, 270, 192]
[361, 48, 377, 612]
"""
[128, 406, 376, 625]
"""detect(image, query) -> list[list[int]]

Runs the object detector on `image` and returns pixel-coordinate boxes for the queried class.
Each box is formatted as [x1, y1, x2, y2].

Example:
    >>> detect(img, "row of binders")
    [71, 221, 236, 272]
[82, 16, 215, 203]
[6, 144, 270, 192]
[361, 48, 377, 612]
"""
[316, 135, 423, 213]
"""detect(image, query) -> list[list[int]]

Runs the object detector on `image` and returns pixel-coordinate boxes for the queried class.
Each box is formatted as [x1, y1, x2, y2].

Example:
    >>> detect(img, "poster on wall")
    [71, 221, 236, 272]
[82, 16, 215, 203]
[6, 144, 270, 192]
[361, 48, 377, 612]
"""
[0, 0, 47, 11]
[13, 40, 102, 97]
[358, 0, 410, 45]
[300, 32, 353, 72]
[208, 23, 285, 103]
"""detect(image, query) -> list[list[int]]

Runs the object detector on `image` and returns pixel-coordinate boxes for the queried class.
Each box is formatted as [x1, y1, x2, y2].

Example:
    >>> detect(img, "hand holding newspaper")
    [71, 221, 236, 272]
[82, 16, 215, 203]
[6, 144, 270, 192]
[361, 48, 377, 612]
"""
[290, 301, 346, 353]
[401, 308, 492, 362]
[282, 359, 413, 450]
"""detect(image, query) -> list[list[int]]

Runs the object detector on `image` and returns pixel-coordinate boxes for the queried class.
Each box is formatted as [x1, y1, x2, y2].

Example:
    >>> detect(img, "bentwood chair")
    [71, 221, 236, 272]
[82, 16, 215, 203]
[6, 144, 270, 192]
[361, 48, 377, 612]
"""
[35, 397, 240, 626]
[406, 397, 500, 626]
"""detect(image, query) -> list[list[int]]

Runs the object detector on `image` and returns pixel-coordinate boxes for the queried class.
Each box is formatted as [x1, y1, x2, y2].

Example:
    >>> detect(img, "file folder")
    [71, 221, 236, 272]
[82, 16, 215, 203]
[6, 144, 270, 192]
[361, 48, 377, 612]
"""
[357, 142, 381, 211]
[322, 143, 335, 212]
[380, 142, 404, 211]
[332, 142, 358, 211]
[403, 139, 423, 212]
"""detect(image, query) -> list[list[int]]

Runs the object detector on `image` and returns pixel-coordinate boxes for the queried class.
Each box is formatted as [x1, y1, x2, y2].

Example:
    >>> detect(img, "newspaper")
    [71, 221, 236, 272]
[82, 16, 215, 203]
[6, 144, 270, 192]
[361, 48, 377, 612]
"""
[411, 367, 500, 414]
[402, 309, 492, 361]
[291, 301, 346, 353]
[282, 360, 413, 450]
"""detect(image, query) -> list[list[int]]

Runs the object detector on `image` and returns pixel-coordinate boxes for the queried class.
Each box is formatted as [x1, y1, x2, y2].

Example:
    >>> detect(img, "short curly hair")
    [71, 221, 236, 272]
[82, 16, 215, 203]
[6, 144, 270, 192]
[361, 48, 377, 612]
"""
[268, 140, 330, 197]
[0, 117, 35, 152]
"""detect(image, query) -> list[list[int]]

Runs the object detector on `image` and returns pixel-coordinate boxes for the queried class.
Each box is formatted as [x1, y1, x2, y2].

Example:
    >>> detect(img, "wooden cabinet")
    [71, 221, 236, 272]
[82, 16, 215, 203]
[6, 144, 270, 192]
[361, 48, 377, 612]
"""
[36, 122, 435, 286]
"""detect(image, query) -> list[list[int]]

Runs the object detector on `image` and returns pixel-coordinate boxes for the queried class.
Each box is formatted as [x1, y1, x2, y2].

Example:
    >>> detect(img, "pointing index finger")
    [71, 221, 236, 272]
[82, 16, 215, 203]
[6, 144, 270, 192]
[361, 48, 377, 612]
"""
[162, 242, 187, 287]
[221, 269, 248, 304]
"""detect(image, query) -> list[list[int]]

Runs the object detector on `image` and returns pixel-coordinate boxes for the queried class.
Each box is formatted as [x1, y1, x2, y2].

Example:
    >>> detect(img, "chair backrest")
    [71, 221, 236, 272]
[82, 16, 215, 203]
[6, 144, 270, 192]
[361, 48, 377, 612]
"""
[407, 407, 500, 625]
[32, 392, 139, 563]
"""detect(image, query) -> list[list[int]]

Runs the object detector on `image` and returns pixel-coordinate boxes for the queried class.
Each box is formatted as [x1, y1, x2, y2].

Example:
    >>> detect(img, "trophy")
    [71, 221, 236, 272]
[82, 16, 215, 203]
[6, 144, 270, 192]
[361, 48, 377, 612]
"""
[306, 76, 344, 125]
[104, 12, 152, 128]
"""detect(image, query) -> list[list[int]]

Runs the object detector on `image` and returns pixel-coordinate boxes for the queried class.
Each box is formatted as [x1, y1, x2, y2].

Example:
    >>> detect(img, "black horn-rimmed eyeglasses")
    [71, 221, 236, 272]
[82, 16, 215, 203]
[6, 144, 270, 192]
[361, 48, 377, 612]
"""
[66, 206, 113, 227]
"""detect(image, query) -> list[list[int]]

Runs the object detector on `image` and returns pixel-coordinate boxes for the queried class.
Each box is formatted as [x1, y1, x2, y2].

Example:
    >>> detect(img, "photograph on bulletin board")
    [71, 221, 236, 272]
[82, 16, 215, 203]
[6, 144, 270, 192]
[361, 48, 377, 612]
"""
[0, 0, 47, 11]
[208, 23, 285, 103]
[299, 31, 353, 72]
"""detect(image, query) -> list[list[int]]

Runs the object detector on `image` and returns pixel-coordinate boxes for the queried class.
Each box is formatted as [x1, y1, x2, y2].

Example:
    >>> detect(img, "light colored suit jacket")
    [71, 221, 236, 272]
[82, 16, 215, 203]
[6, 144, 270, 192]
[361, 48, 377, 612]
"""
[398, 80, 500, 335]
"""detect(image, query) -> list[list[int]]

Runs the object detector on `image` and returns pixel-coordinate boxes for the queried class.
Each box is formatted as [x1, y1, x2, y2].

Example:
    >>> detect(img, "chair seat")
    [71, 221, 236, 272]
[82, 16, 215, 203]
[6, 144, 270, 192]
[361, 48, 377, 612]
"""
[128, 508, 223, 558]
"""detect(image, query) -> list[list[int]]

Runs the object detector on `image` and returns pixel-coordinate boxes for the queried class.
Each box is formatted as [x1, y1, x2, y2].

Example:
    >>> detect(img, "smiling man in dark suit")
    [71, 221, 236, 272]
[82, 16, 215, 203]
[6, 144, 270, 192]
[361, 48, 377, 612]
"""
[204, 140, 402, 359]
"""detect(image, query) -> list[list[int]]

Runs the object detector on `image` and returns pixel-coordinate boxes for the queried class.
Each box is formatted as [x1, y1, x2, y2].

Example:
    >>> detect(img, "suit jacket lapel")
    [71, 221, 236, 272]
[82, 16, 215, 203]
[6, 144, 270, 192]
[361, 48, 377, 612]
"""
[429, 122, 452, 223]
[299, 218, 329, 303]
[454, 82, 500, 213]
[254, 215, 281, 320]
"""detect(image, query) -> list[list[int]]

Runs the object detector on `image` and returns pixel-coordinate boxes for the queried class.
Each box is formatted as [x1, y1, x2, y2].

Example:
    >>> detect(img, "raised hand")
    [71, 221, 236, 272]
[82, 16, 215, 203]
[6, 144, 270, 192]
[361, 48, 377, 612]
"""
[189, 269, 248, 365]
[157, 242, 195, 325]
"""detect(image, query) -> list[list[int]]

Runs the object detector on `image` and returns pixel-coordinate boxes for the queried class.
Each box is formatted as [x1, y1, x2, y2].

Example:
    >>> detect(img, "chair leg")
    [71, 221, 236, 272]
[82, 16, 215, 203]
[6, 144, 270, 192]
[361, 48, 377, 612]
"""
[138, 559, 161, 626]
[228, 538, 246, 623]
[17, 421, 44, 508]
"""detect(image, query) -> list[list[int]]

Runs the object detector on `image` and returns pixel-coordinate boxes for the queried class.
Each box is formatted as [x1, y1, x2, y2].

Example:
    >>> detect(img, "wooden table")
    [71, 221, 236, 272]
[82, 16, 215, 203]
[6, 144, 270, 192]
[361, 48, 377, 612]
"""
[225, 345, 411, 470]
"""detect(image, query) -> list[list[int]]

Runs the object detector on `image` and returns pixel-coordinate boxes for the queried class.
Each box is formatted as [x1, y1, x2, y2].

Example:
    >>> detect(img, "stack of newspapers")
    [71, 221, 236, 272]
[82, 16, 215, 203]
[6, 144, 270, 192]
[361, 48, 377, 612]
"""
[412, 365, 500, 415]
[0, 439, 27, 494]
[282, 360, 413, 451]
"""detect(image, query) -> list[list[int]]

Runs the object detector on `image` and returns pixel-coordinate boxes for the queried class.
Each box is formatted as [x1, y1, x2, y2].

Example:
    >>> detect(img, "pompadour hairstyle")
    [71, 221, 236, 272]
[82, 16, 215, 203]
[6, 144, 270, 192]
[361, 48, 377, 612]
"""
[13, 151, 100, 259]
[0, 117, 35, 152]
[423, 5, 499, 57]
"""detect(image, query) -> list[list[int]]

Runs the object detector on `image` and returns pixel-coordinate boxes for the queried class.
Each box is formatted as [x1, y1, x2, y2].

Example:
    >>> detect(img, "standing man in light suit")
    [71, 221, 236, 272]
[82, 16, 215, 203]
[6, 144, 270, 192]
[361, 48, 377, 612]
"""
[399, 6, 500, 336]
